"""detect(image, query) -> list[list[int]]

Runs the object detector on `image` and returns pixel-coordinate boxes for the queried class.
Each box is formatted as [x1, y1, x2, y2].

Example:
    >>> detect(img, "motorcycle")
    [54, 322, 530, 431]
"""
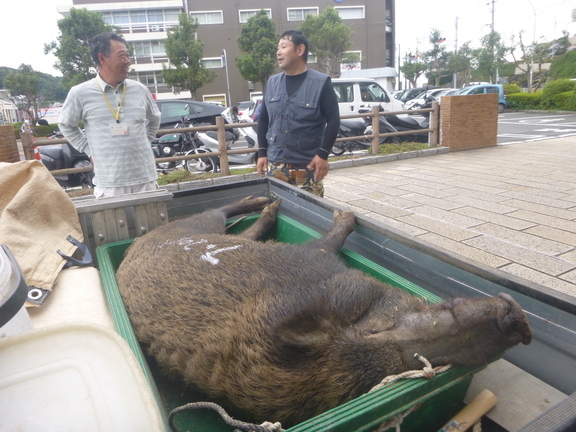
[332, 108, 401, 156]
[36, 119, 94, 189]
[195, 107, 258, 166]
[384, 96, 432, 143]
[152, 119, 219, 174]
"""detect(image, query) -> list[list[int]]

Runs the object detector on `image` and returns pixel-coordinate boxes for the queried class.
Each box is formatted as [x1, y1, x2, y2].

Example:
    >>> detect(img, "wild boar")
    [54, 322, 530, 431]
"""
[116, 196, 531, 427]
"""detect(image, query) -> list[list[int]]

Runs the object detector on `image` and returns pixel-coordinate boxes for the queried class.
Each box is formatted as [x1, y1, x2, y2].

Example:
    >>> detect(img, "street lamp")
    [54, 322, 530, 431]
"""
[222, 49, 232, 106]
[525, 0, 537, 92]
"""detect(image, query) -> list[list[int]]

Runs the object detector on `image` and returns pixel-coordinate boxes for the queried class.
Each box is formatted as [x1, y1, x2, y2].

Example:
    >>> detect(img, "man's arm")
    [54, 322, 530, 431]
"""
[58, 87, 90, 155]
[317, 79, 340, 160]
[145, 89, 161, 142]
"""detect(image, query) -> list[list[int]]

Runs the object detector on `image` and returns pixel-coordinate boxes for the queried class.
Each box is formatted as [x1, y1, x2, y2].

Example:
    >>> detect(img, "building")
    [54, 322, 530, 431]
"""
[0, 91, 19, 124]
[58, 0, 395, 105]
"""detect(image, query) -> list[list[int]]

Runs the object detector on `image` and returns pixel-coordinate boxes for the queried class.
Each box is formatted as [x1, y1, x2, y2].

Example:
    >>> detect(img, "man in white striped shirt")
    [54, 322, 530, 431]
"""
[58, 32, 161, 198]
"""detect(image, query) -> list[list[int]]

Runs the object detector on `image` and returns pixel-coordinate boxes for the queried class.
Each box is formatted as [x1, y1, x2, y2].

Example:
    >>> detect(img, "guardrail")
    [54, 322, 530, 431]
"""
[21, 103, 439, 178]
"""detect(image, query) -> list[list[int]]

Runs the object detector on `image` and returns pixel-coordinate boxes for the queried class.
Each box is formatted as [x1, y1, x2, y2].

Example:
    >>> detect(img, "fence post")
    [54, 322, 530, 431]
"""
[216, 116, 230, 176]
[371, 106, 380, 155]
[429, 101, 439, 147]
[20, 132, 36, 160]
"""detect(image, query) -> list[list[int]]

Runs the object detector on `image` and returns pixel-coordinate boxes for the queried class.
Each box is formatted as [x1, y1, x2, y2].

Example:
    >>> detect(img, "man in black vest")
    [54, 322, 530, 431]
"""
[256, 30, 340, 197]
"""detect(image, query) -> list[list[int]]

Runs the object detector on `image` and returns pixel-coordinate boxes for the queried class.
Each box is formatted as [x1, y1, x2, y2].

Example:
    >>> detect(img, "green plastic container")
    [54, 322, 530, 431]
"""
[97, 214, 479, 432]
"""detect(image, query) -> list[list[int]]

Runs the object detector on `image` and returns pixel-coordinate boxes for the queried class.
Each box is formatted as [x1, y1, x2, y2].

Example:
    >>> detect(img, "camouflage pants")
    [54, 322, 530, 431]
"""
[267, 162, 324, 197]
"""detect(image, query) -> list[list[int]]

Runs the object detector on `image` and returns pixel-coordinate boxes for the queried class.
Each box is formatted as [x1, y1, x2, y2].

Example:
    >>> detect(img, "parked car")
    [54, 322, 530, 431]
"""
[455, 84, 507, 113]
[236, 101, 251, 117]
[396, 86, 439, 104]
[155, 100, 225, 128]
[404, 88, 456, 110]
[331, 78, 404, 116]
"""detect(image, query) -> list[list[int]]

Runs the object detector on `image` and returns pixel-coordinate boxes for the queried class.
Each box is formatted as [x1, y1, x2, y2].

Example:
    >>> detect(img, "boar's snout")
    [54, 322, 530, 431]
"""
[497, 293, 531, 345]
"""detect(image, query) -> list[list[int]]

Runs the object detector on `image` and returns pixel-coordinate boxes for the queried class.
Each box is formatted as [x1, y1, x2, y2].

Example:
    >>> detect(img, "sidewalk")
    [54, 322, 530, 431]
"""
[324, 137, 576, 298]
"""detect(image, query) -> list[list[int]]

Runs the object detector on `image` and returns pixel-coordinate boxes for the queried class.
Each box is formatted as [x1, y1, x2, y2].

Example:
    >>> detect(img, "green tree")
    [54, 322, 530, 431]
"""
[299, 7, 356, 77]
[422, 29, 449, 86]
[447, 42, 474, 87]
[162, 13, 216, 99]
[4, 64, 53, 126]
[549, 45, 576, 80]
[400, 54, 428, 88]
[44, 8, 115, 88]
[471, 31, 510, 84]
[236, 10, 278, 94]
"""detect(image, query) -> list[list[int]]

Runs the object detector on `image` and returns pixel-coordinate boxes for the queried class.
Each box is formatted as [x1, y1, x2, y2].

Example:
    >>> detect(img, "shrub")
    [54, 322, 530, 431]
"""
[506, 91, 542, 109]
[541, 79, 576, 108]
[550, 91, 576, 111]
[503, 83, 521, 94]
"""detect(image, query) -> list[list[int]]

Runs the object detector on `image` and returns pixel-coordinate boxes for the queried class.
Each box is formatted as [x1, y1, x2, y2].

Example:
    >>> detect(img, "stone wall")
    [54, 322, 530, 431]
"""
[0, 125, 19, 163]
[439, 94, 498, 151]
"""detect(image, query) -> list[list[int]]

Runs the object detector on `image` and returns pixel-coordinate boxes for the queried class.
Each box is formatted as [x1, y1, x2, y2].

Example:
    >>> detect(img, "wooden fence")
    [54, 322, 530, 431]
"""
[20, 103, 439, 178]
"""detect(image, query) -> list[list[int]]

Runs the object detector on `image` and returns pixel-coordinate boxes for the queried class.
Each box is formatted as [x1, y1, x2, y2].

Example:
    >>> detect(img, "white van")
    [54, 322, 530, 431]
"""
[331, 78, 404, 116]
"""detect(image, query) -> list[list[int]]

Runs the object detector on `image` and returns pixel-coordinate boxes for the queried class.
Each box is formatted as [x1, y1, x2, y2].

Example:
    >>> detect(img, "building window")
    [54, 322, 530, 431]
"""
[334, 6, 365, 20]
[308, 53, 317, 64]
[202, 57, 223, 68]
[130, 10, 147, 23]
[239, 9, 272, 23]
[287, 7, 318, 21]
[132, 41, 166, 57]
[190, 11, 224, 25]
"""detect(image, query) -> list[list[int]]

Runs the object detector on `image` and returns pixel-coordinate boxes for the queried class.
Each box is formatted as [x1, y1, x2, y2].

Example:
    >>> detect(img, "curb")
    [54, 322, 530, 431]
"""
[162, 146, 450, 192]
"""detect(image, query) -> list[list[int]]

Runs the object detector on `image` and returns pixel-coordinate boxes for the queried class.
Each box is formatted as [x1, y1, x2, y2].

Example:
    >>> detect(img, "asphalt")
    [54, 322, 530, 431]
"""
[324, 137, 576, 298]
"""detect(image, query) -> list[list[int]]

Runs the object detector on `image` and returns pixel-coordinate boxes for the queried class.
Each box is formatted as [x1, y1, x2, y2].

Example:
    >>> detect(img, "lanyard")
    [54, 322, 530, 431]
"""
[96, 79, 127, 123]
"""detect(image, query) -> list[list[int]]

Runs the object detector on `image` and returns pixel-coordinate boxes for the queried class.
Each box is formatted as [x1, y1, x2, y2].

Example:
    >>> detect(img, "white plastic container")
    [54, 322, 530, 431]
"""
[0, 244, 33, 338]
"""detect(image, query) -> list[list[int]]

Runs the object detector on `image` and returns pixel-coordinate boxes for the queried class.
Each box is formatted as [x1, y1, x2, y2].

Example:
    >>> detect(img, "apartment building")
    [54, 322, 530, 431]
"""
[58, 0, 395, 105]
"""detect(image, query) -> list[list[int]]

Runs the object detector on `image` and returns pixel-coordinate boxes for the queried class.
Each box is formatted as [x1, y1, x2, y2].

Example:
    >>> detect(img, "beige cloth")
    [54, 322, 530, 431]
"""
[0, 160, 84, 295]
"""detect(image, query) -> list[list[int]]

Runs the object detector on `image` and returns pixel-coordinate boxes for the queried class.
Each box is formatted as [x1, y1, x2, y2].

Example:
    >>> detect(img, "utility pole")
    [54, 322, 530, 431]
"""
[490, 0, 496, 32]
[453, 17, 458, 88]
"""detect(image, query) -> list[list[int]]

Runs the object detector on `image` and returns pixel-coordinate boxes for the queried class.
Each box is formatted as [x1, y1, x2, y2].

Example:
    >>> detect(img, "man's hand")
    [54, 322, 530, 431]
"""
[256, 156, 268, 177]
[307, 155, 329, 182]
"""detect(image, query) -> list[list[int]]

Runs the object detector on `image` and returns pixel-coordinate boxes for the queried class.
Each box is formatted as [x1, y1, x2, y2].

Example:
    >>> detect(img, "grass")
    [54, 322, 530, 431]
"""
[66, 142, 431, 197]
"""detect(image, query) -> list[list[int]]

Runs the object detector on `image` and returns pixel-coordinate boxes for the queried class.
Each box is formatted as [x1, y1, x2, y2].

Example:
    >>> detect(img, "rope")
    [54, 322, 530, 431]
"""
[370, 353, 452, 393]
[168, 401, 284, 432]
[372, 403, 422, 432]
[368, 354, 452, 432]
[169, 354, 450, 432]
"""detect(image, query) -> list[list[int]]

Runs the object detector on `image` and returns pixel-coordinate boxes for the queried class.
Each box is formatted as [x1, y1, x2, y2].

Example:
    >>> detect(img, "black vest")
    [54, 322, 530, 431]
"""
[264, 68, 329, 164]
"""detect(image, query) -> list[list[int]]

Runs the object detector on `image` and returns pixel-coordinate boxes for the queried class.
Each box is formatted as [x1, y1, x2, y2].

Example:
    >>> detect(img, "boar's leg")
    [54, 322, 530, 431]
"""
[183, 196, 270, 234]
[306, 209, 356, 254]
[237, 199, 282, 241]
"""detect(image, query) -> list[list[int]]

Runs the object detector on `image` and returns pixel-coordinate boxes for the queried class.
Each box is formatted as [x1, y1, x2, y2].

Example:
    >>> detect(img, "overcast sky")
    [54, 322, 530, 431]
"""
[0, 0, 574, 76]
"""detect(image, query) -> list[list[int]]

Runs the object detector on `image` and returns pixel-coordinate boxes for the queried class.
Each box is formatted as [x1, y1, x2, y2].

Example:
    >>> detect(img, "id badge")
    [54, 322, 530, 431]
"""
[110, 123, 129, 136]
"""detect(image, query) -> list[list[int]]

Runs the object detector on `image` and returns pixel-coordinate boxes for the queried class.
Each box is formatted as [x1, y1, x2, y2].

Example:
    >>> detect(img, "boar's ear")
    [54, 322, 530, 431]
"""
[274, 311, 336, 362]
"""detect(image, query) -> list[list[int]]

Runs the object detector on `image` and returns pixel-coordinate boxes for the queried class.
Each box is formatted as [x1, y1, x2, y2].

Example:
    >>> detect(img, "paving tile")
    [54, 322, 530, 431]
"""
[558, 249, 576, 263]
[417, 232, 510, 267]
[396, 214, 479, 241]
[499, 199, 576, 220]
[560, 269, 576, 286]
[449, 196, 519, 215]
[523, 226, 576, 250]
[362, 212, 428, 237]
[343, 198, 414, 218]
[472, 223, 573, 255]
[498, 264, 576, 296]
[407, 205, 485, 228]
[500, 191, 575, 209]
[399, 193, 466, 210]
[453, 207, 537, 230]
[463, 236, 575, 276]
[396, 183, 455, 198]
[506, 210, 576, 234]
[358, 192, 423, 209]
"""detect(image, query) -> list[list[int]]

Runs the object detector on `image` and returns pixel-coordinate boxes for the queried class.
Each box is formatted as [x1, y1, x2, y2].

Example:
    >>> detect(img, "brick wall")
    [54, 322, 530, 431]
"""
[439, 94, 498, 151]
[0, 125, 19, 163]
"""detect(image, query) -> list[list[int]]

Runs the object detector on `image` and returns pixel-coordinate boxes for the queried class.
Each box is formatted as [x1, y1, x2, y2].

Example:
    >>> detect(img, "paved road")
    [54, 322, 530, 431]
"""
[498, 111, 576, 145]
[324, 136, 576, 298]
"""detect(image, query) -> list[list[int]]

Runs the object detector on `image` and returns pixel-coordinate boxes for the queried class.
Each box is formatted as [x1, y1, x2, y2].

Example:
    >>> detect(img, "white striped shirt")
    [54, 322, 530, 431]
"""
[58, 74, 161, 188]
